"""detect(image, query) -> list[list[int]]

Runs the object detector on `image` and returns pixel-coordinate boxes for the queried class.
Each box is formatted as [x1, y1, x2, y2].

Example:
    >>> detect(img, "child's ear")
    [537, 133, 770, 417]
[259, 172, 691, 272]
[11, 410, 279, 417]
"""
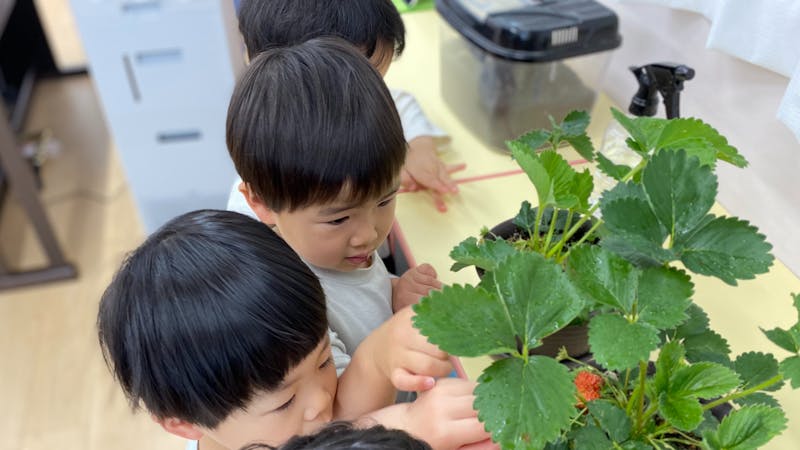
[155, 416, 205, 440]
[239, 182, 277, 225]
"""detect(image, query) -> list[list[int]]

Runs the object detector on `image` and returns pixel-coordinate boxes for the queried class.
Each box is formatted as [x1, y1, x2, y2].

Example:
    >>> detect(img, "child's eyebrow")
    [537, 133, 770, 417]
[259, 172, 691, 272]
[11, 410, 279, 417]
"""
[318, 187, 399, 216]
[276, 335, 332, 390]
[319, 202, 361, 216]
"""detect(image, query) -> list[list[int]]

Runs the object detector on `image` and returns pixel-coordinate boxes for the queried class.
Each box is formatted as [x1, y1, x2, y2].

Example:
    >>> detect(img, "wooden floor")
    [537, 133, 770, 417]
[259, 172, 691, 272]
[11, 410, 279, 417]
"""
[0, 75, 182, 450]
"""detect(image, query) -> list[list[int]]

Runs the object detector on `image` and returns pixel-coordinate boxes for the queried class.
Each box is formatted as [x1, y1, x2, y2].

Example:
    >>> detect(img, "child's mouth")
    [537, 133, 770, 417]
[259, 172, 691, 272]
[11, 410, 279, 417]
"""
[345, 254, 371, 265]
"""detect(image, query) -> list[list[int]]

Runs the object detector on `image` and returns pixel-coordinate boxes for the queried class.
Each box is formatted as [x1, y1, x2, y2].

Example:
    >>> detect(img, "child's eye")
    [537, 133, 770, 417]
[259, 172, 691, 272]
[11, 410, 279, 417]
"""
[326, 216, 349, 225]
[378, 197, 395, 207]
[273, 395, 295, 413]
[319, 357, 333, 370]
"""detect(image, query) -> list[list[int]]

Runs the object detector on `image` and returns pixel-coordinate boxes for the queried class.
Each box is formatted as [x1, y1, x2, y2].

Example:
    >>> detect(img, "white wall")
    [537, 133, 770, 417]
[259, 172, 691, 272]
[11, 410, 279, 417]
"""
[598, 0, 800, 276]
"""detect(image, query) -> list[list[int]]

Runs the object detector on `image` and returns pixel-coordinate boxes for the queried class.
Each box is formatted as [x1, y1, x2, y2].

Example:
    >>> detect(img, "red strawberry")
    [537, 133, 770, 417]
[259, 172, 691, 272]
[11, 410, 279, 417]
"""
[575, 371, 603, 407]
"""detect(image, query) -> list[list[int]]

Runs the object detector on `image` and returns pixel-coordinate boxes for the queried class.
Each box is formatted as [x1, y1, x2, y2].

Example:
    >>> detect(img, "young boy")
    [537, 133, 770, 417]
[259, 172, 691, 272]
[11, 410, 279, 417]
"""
[243, 422, 432, 450]
[228, 0, 463, 213]
[97, 210, 491, 450]
[226, 37, 445, 376]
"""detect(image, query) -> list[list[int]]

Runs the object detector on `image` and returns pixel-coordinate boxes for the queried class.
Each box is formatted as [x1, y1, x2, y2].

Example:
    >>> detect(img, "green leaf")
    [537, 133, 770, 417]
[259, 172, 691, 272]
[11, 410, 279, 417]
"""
[696, 409, 722, 436]
[669, 362, 741, 398]
[659, 392, 704, 431]
[511, 129, 551, 152]
[600, 196, 672, 264]
[675, 304, 710, 337]
[569, 424, 611, 449]
[560, 110, 591, 136]
[678, 216, 774, 285]
[449, 236, 517, 272]
[540, 151, 582, 209]
[620, 441, 653, 450]
[734, 392, 780, 408]
[491, 252, 585, 350]
[600, 180, 648, 205]
[636, 266, 693, 330]
[413, 285, 517, 357]
[595, 153, 632, 182]
[589, 314, 660, 371]
[780, 355, 800, 389]
[566, 245, 639, 313]
[511, 145, 553, 208]
[761, 327, 800, 354]
[642, 149, 717, 238]
[703, 405, 787, 450]
[571, 169, 594, 211]
[543, 439, 569, 450]
[657, 139, 717, 167]
[734, 352, 783, 392]
[656, 117, 747, 168]
[761, 294, 800, 355]
[512, 201, 538, 235]
[565, 134, 595, 162]
[475, 356, 575, 450]
[610, 108, 667, 155]
[655, 340, 686, 393]
[683, 330, 731, 365]
[587, 400, 632, 442]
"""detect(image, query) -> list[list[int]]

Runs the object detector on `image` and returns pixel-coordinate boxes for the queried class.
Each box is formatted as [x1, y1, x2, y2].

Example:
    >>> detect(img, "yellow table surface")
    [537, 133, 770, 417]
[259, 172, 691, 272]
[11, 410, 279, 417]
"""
[387, 10, 800, 449]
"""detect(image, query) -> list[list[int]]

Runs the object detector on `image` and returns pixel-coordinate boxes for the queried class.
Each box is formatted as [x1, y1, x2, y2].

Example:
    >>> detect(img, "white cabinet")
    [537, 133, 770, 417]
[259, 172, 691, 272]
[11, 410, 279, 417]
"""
[71, 0, 244, 231]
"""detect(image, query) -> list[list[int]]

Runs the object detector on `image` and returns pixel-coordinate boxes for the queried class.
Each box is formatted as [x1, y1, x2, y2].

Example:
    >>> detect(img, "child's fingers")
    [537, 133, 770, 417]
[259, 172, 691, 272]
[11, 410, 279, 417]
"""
[391, 369, 436, 392]
[403, 352, 454, 377]
[450, 418, 493, 444]
[458, 438, 499, 450]
[446, 162, 468, 175]
[430, 190, 448, 212]
[415, 263, 438, 278]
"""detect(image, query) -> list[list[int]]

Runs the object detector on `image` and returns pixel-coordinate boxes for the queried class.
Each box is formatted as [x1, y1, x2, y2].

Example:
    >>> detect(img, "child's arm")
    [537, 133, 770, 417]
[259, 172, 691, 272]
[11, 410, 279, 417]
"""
[333, 306, 452, 420]
[392, 89, 466, 212]
[361, 378, 496, 450]
[391, 263, 441, 312]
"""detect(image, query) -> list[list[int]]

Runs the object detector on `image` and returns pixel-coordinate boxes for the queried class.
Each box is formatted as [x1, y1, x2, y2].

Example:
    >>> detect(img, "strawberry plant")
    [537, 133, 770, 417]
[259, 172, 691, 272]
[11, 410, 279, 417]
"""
[413, 110, 800, 449]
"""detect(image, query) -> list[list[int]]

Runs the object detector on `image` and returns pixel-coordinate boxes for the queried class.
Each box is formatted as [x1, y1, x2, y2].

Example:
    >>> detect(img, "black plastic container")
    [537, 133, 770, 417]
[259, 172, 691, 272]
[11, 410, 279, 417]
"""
[437, 0, 622, 150]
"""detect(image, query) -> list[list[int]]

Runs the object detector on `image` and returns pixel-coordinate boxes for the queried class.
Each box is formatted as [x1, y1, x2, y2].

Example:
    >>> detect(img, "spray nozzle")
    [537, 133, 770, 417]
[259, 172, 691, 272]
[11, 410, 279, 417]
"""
[628, 63, 695, 119]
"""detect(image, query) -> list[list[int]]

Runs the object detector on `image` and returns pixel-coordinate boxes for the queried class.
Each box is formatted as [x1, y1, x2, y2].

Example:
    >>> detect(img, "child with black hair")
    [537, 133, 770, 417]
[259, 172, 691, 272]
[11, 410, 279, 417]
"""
[97, 210, 491, 450]
[241, 422, 432, 450]
[227, 37, 449, 389]
[227, 0, 462, 213]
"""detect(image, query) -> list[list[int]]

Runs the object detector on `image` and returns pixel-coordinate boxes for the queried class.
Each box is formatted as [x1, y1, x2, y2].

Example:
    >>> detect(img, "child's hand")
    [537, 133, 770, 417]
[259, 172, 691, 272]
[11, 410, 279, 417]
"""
[401, 136, 466, 212]
[391, 263, 442, 312]
[374, 306, 452, 392]
[401, 378, 494, 450]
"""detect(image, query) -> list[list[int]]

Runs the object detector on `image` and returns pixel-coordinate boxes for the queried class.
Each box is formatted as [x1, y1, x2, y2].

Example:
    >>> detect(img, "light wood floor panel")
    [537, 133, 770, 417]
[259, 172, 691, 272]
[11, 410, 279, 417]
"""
[0, 75, 179, 450]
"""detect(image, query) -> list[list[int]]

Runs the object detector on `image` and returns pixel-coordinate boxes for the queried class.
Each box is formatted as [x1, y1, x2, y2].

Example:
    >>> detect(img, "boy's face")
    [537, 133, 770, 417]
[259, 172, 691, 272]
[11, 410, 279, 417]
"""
[245, 182, 399, 272]
[195, 338, 337, 449]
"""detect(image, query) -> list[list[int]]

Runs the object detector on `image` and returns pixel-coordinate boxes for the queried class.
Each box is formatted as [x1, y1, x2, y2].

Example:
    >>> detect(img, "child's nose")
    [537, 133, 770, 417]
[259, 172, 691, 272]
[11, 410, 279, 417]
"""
[350, 220, 379, 248]
[303, 387, 333, 423]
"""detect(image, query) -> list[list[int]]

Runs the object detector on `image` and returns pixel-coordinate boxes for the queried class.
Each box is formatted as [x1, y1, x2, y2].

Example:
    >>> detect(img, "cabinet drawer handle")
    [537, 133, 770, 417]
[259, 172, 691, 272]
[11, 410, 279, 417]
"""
[136, 49, 183, 65]
[120, 1, 162, 14]
[157, 130, 202, 144]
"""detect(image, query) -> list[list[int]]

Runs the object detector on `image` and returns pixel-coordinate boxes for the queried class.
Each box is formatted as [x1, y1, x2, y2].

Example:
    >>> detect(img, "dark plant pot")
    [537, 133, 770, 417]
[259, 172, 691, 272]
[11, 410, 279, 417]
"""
[482, 208, 597, 359]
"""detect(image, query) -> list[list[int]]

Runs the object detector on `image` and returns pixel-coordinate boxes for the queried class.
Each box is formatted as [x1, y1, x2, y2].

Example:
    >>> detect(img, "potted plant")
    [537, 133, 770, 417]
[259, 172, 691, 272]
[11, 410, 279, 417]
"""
[448, 111, 602, 358]
[413, 109, 800, 449]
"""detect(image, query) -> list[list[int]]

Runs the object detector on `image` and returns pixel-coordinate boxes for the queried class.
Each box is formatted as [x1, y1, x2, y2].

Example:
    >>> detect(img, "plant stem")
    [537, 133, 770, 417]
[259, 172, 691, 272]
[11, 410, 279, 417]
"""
[621, 158, 647, 183]
[703, 374, 784, 410]
[545, 204, 600, 258]
[558, 218, 604, 264]
[634, 360, 649, 435]
[542, 208, 559, 254]
[532, 205, 545, 251]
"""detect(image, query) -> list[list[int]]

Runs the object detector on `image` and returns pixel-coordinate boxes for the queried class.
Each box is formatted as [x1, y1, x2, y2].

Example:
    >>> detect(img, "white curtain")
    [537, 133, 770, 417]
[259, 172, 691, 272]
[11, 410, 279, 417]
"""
[618, 0, 800, 142]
